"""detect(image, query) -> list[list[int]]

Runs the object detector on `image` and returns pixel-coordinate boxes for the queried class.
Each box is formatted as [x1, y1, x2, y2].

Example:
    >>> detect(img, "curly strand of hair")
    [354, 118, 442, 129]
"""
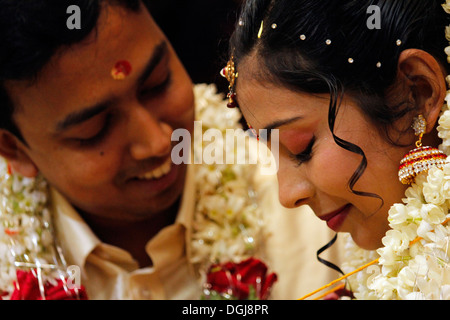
[325, 75, 384, 212]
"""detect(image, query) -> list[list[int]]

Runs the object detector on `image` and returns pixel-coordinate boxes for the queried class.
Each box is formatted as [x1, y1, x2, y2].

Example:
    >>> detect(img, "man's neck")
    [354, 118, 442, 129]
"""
[78, 199, 180, 268]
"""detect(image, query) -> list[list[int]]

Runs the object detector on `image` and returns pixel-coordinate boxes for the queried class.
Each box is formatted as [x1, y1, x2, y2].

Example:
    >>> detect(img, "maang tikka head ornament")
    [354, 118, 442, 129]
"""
[220, 57, 238, 108]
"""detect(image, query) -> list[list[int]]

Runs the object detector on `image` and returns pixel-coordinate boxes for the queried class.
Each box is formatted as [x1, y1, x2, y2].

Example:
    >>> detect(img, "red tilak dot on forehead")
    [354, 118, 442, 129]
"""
[111, 60, 132, 80]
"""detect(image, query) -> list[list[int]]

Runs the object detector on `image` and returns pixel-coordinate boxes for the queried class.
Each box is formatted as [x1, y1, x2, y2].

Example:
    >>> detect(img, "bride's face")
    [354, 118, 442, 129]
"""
[236, 64, 413, 250]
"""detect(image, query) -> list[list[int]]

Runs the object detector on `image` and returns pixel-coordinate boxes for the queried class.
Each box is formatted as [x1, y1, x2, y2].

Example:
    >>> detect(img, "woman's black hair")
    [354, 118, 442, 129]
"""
[230, 0, 450, 203]
[0, 0, 140, 141]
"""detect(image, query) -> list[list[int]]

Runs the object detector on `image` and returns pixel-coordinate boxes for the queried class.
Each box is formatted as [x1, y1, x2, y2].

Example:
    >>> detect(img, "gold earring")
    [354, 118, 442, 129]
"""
[220, 57, 238, 108]
[398, 115, 447, 184]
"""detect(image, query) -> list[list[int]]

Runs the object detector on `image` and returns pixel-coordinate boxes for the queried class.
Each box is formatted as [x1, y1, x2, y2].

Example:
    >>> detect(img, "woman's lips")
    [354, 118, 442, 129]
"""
[319, 204, 351, 232]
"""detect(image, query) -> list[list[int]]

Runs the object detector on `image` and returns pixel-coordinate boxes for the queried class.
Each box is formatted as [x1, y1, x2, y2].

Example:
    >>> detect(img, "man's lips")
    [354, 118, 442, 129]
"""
[134, 157, 172, 180]
[318, 204, 351, 231]
[125, 159, 181, 197]
[121, 157, 172, 182]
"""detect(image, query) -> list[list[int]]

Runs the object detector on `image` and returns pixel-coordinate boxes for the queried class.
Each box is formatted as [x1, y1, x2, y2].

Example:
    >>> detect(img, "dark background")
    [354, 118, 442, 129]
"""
[147, 0, 242, 93]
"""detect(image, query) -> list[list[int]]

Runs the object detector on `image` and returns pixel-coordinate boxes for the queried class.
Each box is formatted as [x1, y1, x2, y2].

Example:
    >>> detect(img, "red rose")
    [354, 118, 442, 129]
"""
[205, 257, 277, 300]
[7, 269, 88, 300]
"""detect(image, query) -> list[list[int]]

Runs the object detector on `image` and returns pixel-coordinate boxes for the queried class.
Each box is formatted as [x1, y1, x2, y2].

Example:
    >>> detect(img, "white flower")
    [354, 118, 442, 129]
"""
[405, 292, 426, 300]
[423, 168, 446, 205]
[417, 220, 435, 241]
[446, 26, 450, 41]
[438, 108, 450, 154]
[404, 179, 425, 204]
[397, 266, 418, 299]
[388, 204, 409, 227]
[446, 46, 450, 63]
[397, 223, 419, 242]
[441, 109, 450, 126]
[442, 179, 450, 199]
[368, 276, 397, 300]
[420, 203, 446, 225]
[443, 1, 450, 14]
[381, 229, 410, 252]
[440, 285, 450, 299]
[190, 84, 264, 273]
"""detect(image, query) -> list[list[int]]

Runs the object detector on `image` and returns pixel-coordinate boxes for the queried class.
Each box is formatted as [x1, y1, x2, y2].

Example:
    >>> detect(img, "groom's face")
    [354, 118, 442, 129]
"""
[4, 4, 195, 221]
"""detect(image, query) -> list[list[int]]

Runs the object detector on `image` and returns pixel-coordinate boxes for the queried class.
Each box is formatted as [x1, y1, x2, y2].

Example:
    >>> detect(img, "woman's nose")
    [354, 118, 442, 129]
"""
[277, 158, 314, 209]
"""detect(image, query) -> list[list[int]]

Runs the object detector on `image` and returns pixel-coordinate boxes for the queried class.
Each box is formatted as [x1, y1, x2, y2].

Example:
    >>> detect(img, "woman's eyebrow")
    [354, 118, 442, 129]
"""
[263, 116, 303, 131]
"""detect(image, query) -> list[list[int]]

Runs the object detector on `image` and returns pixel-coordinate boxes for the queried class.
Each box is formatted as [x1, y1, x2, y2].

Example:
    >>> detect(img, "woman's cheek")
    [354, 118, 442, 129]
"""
[311, 144, 354, 191]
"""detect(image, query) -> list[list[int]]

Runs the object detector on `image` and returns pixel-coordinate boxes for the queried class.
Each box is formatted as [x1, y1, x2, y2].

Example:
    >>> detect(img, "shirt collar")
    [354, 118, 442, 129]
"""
[50, 188, 101, 272]
[146, 164, 196, 269]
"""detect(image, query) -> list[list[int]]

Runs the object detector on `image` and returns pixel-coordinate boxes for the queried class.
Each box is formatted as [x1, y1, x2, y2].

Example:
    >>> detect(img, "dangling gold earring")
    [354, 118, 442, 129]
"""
[220, 57, 238, 108]
[398, 115, 447, 184]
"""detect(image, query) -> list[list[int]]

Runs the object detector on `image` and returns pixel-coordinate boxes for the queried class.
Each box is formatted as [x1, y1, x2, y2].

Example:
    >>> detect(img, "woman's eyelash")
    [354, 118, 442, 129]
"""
[291, 137, 315, 165]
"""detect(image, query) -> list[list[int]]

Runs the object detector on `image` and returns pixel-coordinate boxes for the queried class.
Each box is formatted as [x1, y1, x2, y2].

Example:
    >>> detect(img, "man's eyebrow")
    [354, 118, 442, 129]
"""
[263, 116, 303, 131]
[55, 41, 169, 132]
[137, 40, 169, 86]
[56, 103, 109, 132]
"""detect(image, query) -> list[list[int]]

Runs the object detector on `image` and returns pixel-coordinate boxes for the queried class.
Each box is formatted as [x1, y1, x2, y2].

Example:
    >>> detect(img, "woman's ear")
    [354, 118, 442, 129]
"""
[397, 49, 447, 133]
[0, 130, 38, 177]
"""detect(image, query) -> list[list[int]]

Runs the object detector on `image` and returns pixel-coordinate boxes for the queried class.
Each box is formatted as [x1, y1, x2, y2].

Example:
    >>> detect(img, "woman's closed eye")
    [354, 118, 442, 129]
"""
[291, 136, 315, 165]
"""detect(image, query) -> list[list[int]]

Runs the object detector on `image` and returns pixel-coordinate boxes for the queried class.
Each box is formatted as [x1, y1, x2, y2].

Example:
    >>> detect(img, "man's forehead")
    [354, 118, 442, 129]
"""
[6, 4, 163, 113]
[48, 5, 156, 80]
[3, 5, 172, 145]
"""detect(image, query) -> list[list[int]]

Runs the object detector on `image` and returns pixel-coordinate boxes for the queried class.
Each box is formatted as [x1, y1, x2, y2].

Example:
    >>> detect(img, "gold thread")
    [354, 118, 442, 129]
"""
[299, 218, 450, 300]
[313, 283, 346, 300]
[298, 258, 379, 300]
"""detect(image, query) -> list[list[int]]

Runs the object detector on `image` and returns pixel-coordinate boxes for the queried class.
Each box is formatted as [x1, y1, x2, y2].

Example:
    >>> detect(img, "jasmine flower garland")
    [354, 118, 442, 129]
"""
[342, 165, 450, 299]
[189, 84, 265, 273]
[0, 160, 70, 299]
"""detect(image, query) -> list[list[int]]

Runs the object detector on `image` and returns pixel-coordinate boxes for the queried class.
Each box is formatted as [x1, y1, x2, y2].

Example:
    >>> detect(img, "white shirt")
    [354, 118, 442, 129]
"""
[50, 163, 344, 300]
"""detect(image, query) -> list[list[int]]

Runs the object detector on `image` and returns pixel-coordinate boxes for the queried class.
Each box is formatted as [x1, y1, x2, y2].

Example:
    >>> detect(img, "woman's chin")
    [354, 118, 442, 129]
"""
[349, 231, 385, 251]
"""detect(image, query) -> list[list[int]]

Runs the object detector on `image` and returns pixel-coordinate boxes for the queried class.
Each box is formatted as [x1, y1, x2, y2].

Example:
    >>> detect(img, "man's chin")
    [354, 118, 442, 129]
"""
[63, 164, 188, 222]
[132, 163, 187, 217]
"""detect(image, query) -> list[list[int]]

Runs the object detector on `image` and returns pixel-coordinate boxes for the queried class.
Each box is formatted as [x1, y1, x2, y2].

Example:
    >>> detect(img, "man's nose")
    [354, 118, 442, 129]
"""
[128, 105, 173, 160]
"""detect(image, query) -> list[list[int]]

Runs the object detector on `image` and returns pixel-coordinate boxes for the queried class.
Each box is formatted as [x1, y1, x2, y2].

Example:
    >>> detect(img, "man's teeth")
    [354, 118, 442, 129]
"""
[137, 158, 172, 180]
